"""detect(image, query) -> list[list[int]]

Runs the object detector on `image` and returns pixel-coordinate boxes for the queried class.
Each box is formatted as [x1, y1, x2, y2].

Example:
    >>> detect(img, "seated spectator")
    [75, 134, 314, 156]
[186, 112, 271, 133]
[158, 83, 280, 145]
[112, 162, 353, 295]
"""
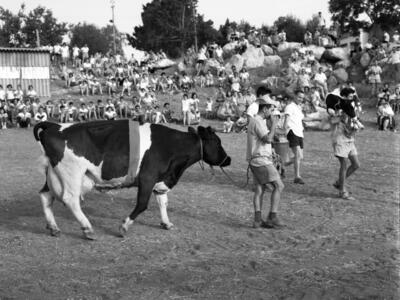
[217, 99, 236, 120]
[234, 112, 248, 133]
[6, 84, 16, 104]
[34, 106, 48, 123]
[151, 105, 167, 124]
[377, 99, 396, 131]
[104, 106, 117, 120]
[117, 96, 129, 118]
[87, 101, 97, 120]
[96, 99, 105, 119]
[16, 107, 32, 128]
[58, 105, 67, 123]
[162, 102, 176, 123]
[14, 84, 24, 102]
[0, 107, 8, 129]
[205, 70, 214, 87]
[365, 61, 382, 96]
[67, 102, 77, 122]
[80, 80, 89, 96]
[131, 104, 145, 123]
[78, 103, 89, 122]
[389, 87, 400, 113]
[106, 78, 118, 96]
[223, 117, 234, 133]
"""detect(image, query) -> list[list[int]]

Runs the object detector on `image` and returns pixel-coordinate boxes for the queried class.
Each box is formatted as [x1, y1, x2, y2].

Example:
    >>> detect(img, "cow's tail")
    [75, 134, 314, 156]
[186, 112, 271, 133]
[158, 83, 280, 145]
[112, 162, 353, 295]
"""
[33, 121, 58, 142]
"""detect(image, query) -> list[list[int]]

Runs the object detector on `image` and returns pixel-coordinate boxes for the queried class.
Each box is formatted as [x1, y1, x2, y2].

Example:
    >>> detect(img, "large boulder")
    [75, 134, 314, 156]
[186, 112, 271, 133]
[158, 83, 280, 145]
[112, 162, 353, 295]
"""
[225, 54, 244, 72]
[360, 52, 371, 67]
[222, 41, 239, 59]
[304, 45, 326, 60]
[263, 55, 282, 75]
[277, 42, 302, 54]
[150, 58, 176, 70]
[335, 59, 351, 69]
[332, 68, 348, 83]
[242, 45, 265, 69]
[261, 44, 274, 56]
[321, 47, 349, 64]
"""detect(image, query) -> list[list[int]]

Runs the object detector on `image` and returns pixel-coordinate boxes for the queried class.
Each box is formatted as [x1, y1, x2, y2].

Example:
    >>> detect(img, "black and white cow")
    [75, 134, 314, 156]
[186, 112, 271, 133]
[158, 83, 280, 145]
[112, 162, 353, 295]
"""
[33, 120, 231, 239]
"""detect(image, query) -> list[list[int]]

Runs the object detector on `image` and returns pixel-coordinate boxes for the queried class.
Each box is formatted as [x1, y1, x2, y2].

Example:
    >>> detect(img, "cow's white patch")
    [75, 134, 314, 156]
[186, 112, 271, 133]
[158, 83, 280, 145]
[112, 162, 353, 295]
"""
[153, 181, 170, 194]
[59, 123, 74, 132]
[136, 123, 152, 174]
[156, 193, 173, 229]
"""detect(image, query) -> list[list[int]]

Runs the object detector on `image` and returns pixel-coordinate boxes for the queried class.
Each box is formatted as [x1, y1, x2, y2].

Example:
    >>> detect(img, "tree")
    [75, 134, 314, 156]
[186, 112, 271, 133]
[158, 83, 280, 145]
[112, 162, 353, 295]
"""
[0, 5, 25, 47]
[305, 14, 320, 33]
[70, 23, 119, 55]
[273, 15, 306, 43]
[0, 4, 66, 47]
[329, 0, 400, 33]
[23, 6, 67, 46]
[132, 0, 218, 58]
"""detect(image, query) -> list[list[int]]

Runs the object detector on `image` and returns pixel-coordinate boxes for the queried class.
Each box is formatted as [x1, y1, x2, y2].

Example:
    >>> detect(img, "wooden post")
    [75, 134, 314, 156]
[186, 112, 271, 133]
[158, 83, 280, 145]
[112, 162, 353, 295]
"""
[36, 29, 40, 47]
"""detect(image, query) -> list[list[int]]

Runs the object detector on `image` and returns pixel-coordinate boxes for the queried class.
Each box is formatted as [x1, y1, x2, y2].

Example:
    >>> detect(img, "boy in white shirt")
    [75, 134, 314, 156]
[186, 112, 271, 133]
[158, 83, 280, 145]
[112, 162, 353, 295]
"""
[284, 90, 305, 184]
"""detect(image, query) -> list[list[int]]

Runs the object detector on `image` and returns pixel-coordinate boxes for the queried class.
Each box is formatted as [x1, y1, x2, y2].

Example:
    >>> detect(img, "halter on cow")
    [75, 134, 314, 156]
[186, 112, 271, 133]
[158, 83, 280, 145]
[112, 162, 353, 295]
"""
[33, 120, 231, 239]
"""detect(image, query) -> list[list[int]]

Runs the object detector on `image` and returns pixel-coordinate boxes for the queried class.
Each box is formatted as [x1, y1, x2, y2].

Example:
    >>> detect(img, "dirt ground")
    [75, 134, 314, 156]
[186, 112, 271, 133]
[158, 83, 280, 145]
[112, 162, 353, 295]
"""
[0, 109, 398, 300]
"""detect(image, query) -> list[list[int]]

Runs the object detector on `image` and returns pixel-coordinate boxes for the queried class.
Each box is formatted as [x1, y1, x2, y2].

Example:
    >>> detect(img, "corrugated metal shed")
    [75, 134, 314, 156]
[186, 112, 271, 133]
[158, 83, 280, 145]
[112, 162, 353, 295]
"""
[0, 48, 51, 97]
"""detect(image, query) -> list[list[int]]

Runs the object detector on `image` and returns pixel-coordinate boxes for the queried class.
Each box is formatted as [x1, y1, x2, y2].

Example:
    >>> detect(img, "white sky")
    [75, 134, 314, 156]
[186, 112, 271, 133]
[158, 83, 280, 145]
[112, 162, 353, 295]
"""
[2, 0, 331, 33]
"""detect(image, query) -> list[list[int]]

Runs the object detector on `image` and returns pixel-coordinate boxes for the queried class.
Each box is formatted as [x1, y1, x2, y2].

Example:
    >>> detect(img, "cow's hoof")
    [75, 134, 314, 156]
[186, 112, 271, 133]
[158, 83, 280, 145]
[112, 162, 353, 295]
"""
[118, 225, 128, 238]
[81, 228, 96, 240]
[160, 222, 174, 230]
[46, 224, 61, 237]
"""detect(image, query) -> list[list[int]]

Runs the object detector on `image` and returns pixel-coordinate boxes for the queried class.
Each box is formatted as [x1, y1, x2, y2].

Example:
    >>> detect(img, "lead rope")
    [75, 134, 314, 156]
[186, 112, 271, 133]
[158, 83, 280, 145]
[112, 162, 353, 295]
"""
[198, 136, 205, 170]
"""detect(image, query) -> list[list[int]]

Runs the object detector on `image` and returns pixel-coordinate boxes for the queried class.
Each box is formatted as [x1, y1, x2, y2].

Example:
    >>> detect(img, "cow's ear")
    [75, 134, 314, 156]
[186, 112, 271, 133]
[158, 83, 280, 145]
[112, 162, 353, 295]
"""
[207, 126, 216, 134]
[188, 126, 197, 134]
[197, 126, 208, 138]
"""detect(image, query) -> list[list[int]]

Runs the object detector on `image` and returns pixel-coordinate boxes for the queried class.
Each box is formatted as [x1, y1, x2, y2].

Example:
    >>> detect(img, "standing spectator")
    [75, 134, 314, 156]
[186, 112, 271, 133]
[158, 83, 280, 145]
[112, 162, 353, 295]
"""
[0, 107, 8, 129]
[205, 97, 213, 119]
[366, 61, 382, 96]
[72, 45, 80, 67]
[14, 84, 24, 101]
[317, 11, 326, 30]
[284, 90, 305, 184]
[0, 85, 5, 101]
[246, 86, 284, 228]
[393, 30, 400, 44]
[16, 107, 32, 128]
[181, 93, 192, 126]
[81, 44, 89, 61]
[383, 31, 390, 49]
[34, 106, 48, 123]
[61, 43, 70, 65]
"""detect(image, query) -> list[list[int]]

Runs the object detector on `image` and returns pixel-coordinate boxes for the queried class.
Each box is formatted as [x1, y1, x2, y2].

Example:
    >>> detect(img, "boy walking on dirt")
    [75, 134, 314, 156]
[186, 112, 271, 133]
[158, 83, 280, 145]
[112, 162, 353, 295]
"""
[247, 87, 285, 229]
[330, 88, 360, 200]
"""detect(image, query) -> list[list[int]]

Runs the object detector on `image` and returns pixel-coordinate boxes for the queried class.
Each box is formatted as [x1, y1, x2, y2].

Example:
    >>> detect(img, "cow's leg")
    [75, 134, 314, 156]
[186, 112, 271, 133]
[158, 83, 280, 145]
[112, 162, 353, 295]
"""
[55, 163, 96, 240]
[119, 180, 154, 237]
[155, 193, 173, 230]
[153, 181, 173, 230]
[39, 183, 61, 237]
[65, 197, 96, 240]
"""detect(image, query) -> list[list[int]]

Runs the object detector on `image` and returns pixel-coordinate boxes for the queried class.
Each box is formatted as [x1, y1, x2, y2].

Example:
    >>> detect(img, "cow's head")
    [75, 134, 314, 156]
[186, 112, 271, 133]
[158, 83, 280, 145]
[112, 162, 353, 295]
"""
[339, 87, 357, 118]
[191, 126, 231, 167]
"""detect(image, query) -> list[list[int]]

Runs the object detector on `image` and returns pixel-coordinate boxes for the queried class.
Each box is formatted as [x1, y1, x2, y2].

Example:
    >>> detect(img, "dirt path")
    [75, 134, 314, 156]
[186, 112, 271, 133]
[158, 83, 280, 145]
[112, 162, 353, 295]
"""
[0, 110, 398, 299]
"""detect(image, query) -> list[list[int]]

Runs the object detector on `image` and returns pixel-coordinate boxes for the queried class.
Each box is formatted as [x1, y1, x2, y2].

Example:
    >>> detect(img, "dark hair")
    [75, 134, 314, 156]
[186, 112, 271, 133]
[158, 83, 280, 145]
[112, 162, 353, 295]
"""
[256, 86, 272, 97]
[295, 89, 304, 95]
[163, 102, 170, 107]
[340, 87, 355, 97]
[258, 104, 273, 112]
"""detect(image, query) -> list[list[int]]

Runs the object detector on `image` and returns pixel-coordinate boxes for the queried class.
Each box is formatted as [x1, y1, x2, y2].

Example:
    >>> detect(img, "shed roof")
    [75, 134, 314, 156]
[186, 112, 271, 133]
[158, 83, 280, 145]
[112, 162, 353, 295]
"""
[0, 47, 50, 53]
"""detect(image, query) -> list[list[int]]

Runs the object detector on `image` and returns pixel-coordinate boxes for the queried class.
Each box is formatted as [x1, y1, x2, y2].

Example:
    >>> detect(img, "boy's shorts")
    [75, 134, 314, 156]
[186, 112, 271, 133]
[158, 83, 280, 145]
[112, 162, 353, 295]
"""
[250, 164, 280, 185]
[333, 141, 357, 158]
[287, 130, 304, 149]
